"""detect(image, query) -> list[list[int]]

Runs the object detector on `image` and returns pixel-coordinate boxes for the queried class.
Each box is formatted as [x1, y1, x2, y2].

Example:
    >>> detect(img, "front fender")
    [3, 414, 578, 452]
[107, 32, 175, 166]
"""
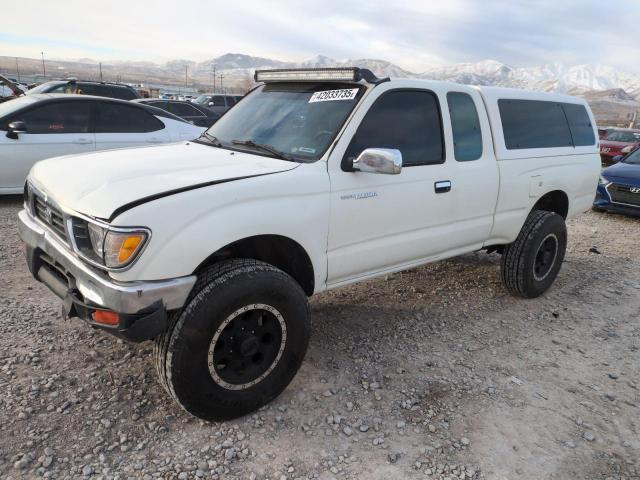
[108, 163, 330, 293]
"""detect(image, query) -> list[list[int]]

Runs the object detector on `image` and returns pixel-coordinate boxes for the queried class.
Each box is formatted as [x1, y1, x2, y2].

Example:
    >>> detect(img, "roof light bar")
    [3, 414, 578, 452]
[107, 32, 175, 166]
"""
[254, 67, 385, 84]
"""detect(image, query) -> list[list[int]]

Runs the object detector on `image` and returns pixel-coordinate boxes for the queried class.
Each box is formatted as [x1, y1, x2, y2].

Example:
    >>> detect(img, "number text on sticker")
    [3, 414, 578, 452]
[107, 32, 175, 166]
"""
[309, 89, 359, 103]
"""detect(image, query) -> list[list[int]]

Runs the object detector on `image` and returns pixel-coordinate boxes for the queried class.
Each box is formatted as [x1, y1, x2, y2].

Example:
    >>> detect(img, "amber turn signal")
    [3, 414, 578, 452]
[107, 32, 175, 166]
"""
[104, 231, 147, 268]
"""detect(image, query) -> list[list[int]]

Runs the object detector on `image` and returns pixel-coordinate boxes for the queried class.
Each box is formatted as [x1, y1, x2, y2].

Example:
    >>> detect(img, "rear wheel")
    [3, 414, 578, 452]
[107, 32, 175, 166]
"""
[154, 259, 310, 421]
[501, 210, 567, 298]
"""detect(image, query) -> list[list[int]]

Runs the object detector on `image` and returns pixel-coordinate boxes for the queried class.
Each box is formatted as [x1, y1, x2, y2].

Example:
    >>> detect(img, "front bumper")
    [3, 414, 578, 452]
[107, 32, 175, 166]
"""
[593, 185, 640, 218]
[17, 209, 196, 341]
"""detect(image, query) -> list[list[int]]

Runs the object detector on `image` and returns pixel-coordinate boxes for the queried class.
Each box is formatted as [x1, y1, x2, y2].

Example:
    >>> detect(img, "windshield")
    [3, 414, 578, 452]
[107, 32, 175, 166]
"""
[203, 82, 363, 162]
[623, 148, 640, 165]
[194, 94, 212, 105]
[606, 130, 640, 143]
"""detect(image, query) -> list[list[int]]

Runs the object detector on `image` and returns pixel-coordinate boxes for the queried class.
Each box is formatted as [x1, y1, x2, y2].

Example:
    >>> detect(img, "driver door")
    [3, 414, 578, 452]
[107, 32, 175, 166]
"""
[327, 88, 456, 285]
[326, 85, 497, 286]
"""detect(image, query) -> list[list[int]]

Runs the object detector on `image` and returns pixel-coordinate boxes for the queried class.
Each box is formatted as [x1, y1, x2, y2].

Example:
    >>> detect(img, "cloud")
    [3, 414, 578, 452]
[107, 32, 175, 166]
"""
[1, 0, 638, 72]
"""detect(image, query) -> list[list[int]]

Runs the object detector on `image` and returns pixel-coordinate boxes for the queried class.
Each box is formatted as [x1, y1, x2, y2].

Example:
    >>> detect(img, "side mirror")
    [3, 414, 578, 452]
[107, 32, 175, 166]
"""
[612, 155, 624, 163]
[346, 148, 402, 174]
[6, 120, 26, 139]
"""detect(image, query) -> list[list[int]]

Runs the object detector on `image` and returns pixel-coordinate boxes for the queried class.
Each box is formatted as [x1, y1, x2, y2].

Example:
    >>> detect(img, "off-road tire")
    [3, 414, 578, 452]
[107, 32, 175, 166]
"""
[501, 210, 567, 298]
[154, 259, 310, 421]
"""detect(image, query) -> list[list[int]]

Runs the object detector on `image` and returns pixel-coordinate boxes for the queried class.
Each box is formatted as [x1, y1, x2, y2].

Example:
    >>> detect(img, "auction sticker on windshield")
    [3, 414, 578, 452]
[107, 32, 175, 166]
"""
[309, 88, 359, 103]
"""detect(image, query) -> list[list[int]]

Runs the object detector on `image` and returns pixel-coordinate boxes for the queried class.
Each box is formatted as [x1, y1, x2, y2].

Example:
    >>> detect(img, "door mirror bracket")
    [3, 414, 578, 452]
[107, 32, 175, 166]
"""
[343, 148, 402, 174]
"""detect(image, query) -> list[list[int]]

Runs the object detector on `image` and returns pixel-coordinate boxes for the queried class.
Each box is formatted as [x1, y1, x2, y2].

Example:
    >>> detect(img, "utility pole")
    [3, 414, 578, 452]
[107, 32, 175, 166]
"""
[99, 62, 103, 82]
[212, 64, 216, 92]
[15, 57, 20, 82]
[41, 52, 46, 78]
[219, 73, 225, 93]
[185, 65, 188, 89]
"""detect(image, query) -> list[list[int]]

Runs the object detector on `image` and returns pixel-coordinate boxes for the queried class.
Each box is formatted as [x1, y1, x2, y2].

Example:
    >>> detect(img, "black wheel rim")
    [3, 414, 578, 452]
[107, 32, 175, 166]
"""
[207, 304, 286, 390]
[533, 233, 559, 281]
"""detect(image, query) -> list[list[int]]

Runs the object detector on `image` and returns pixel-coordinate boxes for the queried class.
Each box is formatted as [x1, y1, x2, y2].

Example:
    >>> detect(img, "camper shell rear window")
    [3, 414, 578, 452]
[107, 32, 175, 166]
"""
[498, 99, 595, 150]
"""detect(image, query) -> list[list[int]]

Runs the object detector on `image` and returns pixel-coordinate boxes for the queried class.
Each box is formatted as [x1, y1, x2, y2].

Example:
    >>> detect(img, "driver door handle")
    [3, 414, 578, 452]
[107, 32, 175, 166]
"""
[434, 180, 452, 193]
[72, 138, 92, 145]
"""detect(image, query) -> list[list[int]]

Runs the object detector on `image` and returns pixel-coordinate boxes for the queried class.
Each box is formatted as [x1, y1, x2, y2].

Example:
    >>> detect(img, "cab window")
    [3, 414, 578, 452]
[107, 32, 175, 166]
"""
[447, 92, 483, 161]
[344, 90, 444, 166]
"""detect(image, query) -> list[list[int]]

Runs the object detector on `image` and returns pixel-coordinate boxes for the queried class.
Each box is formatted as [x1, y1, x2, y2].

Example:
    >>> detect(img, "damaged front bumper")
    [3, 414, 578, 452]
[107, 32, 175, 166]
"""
[17, 209, 196, 342]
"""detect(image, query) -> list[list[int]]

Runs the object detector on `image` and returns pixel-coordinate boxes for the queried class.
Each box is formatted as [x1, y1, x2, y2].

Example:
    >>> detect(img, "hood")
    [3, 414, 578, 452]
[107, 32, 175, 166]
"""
[603, 161, 640, 183]
[29, 142, 298, 220]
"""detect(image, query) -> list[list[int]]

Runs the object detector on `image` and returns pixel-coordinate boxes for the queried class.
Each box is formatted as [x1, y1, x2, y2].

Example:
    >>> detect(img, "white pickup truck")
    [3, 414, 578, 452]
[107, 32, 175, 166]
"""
[18, 67, 600, 421]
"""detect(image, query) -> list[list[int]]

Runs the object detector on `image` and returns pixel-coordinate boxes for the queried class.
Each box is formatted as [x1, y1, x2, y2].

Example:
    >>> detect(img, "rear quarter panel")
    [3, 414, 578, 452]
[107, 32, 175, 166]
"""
[476, 87, 600, 244]
[487, 154, 600, 244]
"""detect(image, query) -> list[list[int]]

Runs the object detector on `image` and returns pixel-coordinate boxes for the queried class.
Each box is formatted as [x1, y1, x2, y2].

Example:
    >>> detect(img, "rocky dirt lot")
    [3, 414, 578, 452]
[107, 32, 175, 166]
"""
[0, 195, 638, 480]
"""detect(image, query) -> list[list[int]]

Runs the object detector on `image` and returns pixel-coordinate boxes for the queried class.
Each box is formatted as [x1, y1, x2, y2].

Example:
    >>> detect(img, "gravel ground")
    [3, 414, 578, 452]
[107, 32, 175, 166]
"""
[1, 194, 639, 480]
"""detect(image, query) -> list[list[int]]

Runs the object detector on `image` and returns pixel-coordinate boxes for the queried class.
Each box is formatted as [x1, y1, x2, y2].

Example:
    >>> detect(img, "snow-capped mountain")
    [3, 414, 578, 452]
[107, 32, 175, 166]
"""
[192, 54, 640, 99]
[201, 53, 287, 71]
[334, 59, 414, 79]
[4, 52, 640, 101]
[416, 60, 640, 97]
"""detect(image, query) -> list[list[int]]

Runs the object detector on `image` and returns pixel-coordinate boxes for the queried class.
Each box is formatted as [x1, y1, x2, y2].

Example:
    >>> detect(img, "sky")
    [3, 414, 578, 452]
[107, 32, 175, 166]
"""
[1, 0, 639, 73]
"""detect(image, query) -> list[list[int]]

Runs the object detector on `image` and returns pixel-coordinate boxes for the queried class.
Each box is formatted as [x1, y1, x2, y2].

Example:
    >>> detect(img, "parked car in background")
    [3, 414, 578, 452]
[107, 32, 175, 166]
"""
[0, 74, 27, 102]
[27, 79, 141, 100]
[192, 93, 237, 115]
[598, 127, 640, 165]
[594, 147, 640, 217]
[598, 127, 612, 139]
[0, 94, 204, 193]
[133, 99, 221, 127]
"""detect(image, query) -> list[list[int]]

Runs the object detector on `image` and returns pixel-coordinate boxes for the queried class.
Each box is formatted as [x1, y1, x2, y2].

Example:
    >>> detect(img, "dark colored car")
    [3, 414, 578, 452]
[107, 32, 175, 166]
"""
[133, 99, 220, 127]
[27, 80, 141, 101]
[594, 147, 640, 217]
[598, 128, 640, 165]
[192, 94, 239, 115]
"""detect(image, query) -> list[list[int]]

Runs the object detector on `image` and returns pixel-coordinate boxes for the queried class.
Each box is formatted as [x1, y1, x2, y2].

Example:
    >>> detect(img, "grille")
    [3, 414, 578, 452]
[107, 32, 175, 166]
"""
[34, 195, 68, 241]
[608, 184, 640, 207]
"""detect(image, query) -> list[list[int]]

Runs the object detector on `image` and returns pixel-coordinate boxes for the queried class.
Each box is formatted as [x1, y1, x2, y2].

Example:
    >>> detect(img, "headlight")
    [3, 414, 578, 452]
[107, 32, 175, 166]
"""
[87, 222, 106, 258]
[599, 175, 610, 186]
[72, 218, 149, 270]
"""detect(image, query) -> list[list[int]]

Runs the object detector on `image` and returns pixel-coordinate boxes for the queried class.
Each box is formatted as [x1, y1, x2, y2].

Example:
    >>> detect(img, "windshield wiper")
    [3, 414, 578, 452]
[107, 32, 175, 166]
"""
[198, 132, 222, 147]
[231, 139, 292, 161]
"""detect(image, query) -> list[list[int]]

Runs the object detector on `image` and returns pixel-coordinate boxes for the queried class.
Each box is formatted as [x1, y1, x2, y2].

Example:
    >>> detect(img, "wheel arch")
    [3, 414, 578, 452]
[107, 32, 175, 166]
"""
[194, 235, 315, 296]
[532, 190, 569, 219]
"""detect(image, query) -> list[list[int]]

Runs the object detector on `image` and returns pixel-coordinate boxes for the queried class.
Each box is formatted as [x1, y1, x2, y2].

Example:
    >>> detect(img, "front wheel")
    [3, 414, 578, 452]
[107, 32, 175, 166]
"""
[154, 259, 310, 421]
[501, 210, 567, 298]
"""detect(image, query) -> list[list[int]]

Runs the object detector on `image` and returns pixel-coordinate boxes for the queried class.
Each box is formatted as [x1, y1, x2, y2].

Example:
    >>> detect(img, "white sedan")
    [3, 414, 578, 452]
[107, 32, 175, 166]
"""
[0, 94, 205, 194]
